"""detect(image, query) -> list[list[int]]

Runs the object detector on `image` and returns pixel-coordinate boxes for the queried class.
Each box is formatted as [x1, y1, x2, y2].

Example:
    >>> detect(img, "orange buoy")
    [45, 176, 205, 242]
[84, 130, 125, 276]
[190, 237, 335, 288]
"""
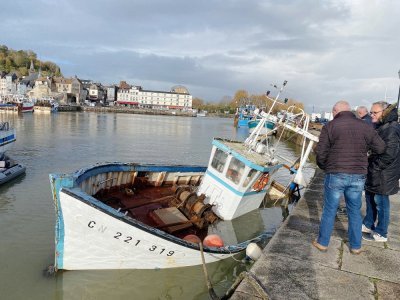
[203, 234, 224, 247]
[183, 234, 201, 244]
[252, 173, 270, 192]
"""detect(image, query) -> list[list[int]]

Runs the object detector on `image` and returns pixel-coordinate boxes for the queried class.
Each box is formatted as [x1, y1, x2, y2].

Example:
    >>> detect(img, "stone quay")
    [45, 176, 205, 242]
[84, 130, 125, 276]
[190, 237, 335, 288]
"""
[230, 169, 400, 299]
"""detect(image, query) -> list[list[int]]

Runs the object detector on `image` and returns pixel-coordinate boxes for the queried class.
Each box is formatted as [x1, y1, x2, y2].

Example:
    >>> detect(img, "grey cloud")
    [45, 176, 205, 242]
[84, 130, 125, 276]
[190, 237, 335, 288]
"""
[1, 0, 400, 110]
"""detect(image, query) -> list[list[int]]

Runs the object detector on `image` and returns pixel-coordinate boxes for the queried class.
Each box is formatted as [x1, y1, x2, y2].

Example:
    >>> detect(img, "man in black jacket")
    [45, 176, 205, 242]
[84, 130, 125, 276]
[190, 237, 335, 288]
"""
[313, 100, 385, 254]
[362, 102, 400, 242]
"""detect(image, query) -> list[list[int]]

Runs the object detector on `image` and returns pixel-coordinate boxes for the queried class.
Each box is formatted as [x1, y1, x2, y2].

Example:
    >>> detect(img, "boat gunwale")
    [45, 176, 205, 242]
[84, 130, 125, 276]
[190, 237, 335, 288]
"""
[64, 162, 207, 186]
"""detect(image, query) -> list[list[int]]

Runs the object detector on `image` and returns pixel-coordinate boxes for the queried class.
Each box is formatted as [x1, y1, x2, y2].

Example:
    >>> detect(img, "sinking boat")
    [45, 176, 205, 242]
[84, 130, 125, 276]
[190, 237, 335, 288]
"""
[49, 80, 319, 271]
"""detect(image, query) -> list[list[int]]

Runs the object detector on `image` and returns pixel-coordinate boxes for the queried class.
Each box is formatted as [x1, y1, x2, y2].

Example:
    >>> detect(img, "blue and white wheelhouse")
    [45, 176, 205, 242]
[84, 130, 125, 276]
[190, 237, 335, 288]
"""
[198, 138, 283, 220]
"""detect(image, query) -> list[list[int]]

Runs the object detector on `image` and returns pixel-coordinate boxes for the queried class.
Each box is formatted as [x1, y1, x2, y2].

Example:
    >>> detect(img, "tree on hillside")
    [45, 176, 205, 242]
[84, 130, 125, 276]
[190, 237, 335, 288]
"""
[41, 61, 62, 76]
[0, 44, 60, 77]
[0, 45, 8, 55]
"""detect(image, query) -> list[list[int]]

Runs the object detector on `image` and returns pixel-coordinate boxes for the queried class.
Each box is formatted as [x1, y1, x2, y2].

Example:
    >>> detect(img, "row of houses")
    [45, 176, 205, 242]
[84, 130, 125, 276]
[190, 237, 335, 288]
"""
[0, 61, 193, 110]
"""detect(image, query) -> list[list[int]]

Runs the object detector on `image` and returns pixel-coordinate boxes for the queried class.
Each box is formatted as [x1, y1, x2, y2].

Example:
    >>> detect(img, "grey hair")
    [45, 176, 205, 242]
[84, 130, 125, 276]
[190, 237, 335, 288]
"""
[333, 100, 351, 113]
[372, 101, 389, 110]
[356, 106, 369, 113]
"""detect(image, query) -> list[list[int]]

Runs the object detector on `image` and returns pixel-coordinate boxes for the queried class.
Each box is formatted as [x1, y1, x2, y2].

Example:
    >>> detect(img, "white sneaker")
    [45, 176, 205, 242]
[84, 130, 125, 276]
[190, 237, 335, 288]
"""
[362, 224, 371, 234]
[372, 233, 387, 242]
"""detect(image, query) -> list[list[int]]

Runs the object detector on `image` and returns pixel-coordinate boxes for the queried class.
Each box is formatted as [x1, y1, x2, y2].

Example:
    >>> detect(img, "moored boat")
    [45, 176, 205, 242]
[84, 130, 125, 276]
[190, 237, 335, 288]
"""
[34, 98, 59, 113]
[0, 122, 26, 185]
[248, 117, 276, 134]
[0, 154, 26, 185]
[17, 100, 34, 113]
[0, 122, 16, 153]
[234, 104, 256, 128]
[196, 110, 207, 117]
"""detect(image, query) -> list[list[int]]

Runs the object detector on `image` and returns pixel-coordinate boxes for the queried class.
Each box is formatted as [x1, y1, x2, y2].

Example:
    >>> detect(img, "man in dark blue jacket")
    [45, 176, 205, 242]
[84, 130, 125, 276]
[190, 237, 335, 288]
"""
[313, 100, 385, 254]
[356, 106, 373, 125]
[362, 102, 400, 242]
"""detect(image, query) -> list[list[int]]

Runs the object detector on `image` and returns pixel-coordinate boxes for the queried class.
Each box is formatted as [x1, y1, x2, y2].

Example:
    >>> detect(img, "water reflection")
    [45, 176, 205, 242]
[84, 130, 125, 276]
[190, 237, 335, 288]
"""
[54, 257, 250, 300]
[0, 173, 25, 211]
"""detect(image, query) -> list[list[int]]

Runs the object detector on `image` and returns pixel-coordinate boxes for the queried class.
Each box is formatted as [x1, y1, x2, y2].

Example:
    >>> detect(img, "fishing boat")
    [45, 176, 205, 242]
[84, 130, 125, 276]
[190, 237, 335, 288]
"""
[34, 98, 59, 113]
[50, 100, 59, 112]
[234, 104, 256, 128]
[17, 100, 34, 113]
[49, 80, 319, 271]
[0, 122, 26, 185]
[0, 103, 18, 112]
[248, 116, 277, 134]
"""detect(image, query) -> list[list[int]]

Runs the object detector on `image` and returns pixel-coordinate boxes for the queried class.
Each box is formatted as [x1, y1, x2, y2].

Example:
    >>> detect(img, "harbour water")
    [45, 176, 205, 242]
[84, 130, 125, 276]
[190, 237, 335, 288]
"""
[0, 111, 315, 299]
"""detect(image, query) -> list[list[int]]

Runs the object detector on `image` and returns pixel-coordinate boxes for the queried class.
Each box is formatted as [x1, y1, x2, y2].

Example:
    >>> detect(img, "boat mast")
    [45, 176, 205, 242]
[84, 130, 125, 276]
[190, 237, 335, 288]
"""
[245, 80, 287, 148]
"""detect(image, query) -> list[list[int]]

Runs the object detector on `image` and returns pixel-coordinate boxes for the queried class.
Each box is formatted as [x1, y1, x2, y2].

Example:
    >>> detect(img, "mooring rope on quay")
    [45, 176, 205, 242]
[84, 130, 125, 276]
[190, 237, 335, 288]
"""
[228, 169, 400, 299]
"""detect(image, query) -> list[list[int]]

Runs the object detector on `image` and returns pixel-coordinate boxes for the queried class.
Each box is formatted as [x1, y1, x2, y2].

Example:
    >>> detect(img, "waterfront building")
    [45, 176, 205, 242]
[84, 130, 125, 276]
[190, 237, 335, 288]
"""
[0, 73, 17, 96]
[311, 113, 321, 122]
[17, 62, 39, 96]
[116, 83, 192, 110]
[88, 83, 105, 103]
[71, 76, 85, 104]
[105, 85, 118, 105]
[324, 112, 333, 120]
[53, 76, 85, 104]
[28, 76, 57, 100]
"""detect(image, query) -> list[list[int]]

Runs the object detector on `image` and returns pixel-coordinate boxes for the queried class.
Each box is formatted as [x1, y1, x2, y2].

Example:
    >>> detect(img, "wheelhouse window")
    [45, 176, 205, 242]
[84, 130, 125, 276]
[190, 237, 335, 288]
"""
[243, 168, 258, 187]
[226, 157, 245, 185]
[211, 148, 228, 173]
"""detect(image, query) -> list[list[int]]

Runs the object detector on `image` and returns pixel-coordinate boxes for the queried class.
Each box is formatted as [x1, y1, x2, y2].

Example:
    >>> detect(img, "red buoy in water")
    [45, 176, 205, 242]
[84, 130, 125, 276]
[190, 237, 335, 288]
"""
[183, 234, 201, 244]
[203, 234, 224, 247]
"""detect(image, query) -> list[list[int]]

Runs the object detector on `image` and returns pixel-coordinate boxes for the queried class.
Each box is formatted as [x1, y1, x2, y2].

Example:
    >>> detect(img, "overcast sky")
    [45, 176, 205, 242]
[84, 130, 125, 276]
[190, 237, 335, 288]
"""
[1, 0, 399, 112]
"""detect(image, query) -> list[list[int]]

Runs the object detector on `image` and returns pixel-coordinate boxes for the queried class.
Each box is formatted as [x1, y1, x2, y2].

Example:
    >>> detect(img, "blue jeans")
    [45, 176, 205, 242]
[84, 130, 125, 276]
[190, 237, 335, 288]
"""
[363, 191, 390, 238]
[317, 173, 366, 249]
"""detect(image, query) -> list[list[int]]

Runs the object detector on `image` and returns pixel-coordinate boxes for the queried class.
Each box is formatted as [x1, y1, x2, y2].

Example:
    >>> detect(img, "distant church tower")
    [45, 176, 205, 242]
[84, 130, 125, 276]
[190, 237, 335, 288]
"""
[29, 60, 35, 75]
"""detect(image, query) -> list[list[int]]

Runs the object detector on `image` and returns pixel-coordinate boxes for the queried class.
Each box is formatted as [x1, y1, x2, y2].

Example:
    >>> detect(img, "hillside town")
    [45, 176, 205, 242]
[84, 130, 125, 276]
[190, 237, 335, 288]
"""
[0, 60, 193, 110]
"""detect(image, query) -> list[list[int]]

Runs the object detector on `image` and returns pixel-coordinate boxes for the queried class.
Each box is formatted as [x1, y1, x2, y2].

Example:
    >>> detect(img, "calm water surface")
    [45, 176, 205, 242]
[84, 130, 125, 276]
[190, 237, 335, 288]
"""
[0, 111, 315, 300]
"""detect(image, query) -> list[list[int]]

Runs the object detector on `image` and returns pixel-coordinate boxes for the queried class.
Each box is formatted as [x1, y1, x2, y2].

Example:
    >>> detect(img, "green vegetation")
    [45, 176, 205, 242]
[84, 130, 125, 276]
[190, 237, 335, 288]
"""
[0, 45, 62, 77]
[193, 89, 305, 114]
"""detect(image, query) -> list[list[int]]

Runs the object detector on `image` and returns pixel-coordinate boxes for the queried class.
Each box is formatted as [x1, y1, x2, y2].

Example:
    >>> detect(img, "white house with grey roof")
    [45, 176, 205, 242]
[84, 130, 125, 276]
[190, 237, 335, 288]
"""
[116, 84, 192, 109]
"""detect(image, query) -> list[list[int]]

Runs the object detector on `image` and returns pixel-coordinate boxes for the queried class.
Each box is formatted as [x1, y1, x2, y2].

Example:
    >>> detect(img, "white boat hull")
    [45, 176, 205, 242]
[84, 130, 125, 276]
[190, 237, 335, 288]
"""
[0, 123, 16, 153]
[18, 101, 34, 113]
[58, 190, 235, 270]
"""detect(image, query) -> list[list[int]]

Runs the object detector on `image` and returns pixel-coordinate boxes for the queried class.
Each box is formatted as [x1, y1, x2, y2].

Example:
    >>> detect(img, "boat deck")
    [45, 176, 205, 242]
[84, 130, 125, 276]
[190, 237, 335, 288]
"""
[94, 184, 209, 240]
[215, 138, 277, 167]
